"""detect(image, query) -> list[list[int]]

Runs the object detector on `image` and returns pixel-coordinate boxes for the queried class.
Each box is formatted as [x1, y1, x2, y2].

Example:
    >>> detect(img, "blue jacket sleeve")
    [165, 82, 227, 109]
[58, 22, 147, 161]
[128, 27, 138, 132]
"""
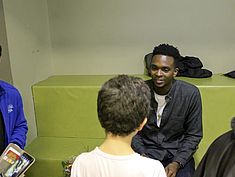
[9, 91, 28, 149]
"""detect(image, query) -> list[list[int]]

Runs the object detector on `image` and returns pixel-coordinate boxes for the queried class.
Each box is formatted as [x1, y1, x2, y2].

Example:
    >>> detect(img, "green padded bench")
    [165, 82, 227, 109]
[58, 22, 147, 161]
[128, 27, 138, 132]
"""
[26, 74, 235, 177]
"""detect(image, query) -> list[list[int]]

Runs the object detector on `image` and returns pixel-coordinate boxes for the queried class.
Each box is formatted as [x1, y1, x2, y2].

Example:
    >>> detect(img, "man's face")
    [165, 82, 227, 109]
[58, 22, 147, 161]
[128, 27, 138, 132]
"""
[150, 55, 178, 91]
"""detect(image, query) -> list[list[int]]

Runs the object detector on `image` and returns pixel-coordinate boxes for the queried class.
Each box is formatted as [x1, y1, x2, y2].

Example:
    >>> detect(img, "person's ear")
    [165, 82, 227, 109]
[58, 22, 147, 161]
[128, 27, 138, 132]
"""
[173, 67, 179, 77]
[137, 117, 147, 131]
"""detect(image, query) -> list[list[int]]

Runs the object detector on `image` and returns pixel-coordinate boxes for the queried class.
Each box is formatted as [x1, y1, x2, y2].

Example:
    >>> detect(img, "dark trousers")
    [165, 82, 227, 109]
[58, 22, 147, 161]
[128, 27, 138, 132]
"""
[162, 158, 195, 177]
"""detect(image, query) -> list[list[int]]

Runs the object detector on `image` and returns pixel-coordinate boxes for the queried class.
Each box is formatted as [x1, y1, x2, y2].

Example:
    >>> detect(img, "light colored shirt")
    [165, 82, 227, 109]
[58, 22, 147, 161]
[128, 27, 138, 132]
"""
[71, 147, 166, 177]
[154, 92, 166, 127]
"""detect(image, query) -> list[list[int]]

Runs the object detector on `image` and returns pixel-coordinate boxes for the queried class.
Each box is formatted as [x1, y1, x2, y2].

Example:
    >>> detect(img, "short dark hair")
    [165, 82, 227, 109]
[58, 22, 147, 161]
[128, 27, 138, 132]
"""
[152, 44, 181, 67]
[97, 75, 151, 136]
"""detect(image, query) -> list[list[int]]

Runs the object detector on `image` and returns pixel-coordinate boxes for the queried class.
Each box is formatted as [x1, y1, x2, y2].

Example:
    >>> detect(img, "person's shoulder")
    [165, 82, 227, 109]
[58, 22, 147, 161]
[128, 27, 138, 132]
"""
[209, 130, 233, 148]
[0, 80, 18, 90]
[0, 80, 14, 88]
[76, 148, 98, 160]
[77, 149, 94, 158]
[145, 79, 153, 88]
[0, 80, 21, 95]
[175, 79, 199, 92]
[145, 79, 152, 83]
[73, 150, 94, 167]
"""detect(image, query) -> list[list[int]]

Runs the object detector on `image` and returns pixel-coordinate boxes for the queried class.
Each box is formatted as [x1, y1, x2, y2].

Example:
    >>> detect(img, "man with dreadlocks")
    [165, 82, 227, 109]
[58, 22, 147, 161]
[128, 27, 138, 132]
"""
[132, 44, 203, 177]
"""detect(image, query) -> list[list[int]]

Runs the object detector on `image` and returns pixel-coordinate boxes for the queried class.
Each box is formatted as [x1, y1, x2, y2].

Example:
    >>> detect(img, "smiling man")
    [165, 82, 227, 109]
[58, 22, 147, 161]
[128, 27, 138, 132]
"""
[132, 44, 203, 177]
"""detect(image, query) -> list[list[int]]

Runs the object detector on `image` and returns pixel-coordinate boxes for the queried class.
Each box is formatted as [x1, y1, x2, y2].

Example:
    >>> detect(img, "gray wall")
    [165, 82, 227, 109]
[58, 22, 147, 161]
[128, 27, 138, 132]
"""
[2, 0, 235, 143]
[3, 0, 53, 144]
[0, 0, 12, 83]
[47, 0, 235, 75]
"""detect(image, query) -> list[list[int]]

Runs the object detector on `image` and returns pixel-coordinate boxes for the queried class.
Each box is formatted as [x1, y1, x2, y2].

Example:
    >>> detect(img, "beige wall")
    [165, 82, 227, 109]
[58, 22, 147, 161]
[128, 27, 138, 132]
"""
[3, 0, 53, 143]
[47, 0, 235, 75]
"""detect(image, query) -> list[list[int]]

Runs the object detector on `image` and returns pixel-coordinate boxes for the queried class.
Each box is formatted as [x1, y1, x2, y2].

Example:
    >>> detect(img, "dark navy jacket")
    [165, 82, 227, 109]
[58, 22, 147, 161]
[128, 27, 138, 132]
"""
[132, 79, 203, 167]
[0, 80, 28, 149]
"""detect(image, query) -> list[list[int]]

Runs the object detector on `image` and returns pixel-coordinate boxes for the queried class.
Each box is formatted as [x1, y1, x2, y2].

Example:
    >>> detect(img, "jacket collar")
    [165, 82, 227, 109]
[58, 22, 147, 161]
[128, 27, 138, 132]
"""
[148, 79, 177, 103]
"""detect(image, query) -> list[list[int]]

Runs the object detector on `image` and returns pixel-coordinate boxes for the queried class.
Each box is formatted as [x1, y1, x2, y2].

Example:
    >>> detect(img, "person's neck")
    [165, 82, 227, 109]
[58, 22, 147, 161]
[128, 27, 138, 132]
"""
[99, 132, 135, 155]
[154, 82, 173, 95]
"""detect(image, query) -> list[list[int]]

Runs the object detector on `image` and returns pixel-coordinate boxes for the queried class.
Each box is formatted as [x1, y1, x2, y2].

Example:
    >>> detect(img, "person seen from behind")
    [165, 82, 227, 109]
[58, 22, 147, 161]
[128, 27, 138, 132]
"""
[71, 75, 167, 177]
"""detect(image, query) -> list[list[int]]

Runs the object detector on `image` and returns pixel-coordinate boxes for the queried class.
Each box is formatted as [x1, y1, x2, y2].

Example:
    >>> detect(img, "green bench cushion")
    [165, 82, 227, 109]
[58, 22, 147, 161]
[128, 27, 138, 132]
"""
[28, 74, 235, 176]
[32, 75, 149, 138]
[26, 137, 103, 177]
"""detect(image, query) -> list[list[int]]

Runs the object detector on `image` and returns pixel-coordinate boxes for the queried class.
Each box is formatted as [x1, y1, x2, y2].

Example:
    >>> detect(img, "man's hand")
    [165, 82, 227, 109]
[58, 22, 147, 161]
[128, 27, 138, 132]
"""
[165, 161, 180, 177]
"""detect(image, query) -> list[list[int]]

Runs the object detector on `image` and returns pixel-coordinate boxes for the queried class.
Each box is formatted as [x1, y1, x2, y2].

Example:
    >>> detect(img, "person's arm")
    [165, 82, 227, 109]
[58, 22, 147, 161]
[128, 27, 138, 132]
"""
[164, 89, 202, 177]
[173, 88, 203, 166]
[131, 132, 147, 156]
[10, 91, 28, 149]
